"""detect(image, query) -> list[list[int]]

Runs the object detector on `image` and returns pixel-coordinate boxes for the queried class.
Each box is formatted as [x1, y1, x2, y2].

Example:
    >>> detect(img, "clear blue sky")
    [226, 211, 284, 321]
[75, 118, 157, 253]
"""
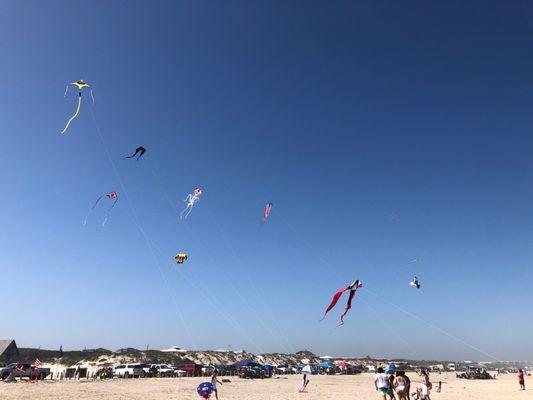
[1, 0, 533, 361]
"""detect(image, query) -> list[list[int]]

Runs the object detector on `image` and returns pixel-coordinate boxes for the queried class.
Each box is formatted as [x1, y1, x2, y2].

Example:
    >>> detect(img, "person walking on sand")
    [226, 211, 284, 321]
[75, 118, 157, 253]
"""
[375, 367, 390, 400]
[211, 370, 223, 400]
[394, 371, 409, 400]
[420, 370, 432, 400]
[518, 369, 525, 390]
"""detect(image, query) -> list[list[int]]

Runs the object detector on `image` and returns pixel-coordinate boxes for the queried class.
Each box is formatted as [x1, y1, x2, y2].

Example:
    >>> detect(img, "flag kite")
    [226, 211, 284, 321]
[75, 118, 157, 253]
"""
[180, 187, 202, 219]
[124, 146, 146, 161]
[320, 280, 362, 326]
[83, 192, 119, 227]
[262, 203, 273, 224]
[61, 80, 93, 134]
[175, 253, 188, 264]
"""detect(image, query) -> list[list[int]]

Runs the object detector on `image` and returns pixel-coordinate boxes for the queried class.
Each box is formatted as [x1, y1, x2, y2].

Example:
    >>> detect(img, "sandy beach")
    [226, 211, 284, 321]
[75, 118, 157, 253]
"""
[0, 373, 526, 400]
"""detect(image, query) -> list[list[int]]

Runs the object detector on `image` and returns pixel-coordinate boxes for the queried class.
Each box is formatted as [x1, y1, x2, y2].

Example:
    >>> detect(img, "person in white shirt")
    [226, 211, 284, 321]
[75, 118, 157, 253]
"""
[375, 367, 390, 400]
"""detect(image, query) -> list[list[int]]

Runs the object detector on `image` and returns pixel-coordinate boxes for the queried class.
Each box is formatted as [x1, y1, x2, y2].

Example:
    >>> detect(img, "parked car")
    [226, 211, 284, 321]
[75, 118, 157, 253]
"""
[148, 364, 175, 377]
[0, 363, 51, 381]
[114, 364, 143, 378]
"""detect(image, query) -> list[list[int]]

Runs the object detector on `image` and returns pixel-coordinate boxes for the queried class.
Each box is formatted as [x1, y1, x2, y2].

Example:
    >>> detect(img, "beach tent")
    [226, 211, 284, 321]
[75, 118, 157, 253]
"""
[319, 361, 333, 367]
[233, 359, 262, 368]
[0, 339, 20, 364]
[337, 361, 351, 367]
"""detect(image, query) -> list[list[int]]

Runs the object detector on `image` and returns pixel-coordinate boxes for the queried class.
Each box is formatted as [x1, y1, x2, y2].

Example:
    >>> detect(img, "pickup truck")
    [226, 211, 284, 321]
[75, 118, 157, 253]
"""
[0, 363, 51, 381]
[149, 364, 175, 377]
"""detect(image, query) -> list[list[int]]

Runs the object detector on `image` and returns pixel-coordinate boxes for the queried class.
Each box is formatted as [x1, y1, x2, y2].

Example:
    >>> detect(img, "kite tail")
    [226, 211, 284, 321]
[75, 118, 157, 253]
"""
[90, 89, 95, 106]
[63, 85, 69, 97]
[180, 206, 192, 219]
[61, 94, 82, 134]
[337, 290, 357, 327]
[319, 287, 348, 321]
[83, 196, 103, 226]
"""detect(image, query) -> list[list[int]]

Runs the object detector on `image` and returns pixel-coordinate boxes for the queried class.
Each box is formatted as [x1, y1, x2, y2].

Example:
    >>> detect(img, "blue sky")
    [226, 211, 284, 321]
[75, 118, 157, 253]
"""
[1, 0, 533, 361]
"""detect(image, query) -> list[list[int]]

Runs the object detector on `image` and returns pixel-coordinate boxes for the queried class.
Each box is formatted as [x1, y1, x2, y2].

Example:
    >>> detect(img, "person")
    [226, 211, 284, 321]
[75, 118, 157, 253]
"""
[402, 371, 411, 398]
[420, 370, 432, 400]
[394, 371, 409, 400]
[375, 367, 390, 400]
[211, 370, 223, 400]
[518, 369, 525, 390]
[388, 373, 396, 400]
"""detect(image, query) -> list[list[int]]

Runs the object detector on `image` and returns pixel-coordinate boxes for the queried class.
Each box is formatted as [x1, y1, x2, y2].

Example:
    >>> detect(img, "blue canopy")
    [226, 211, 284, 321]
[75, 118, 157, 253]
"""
[233, 359, 262, 368]
[263, 365, 273, 371]
[319, 361, 333, 367]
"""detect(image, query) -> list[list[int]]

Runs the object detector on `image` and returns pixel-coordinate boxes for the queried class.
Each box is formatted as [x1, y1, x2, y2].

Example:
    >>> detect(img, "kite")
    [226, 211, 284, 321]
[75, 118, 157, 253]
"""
[197, 382, 214, 399]
[320, 279, 363, 326]
[300, 365, 311, 393]
[180, 187, 202, 219]
[262, 203, 273, 224]
[61, 80, 94, 134]
[124, 146, 146, 161]
[175, 253, 188, 264]
[83, 192, 118, 227]
[410, 276, 420, 289]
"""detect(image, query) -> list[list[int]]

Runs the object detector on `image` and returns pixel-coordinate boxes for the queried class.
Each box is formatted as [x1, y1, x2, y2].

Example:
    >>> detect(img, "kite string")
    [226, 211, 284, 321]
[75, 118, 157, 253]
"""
[359, 296, 422, 360]
[148, 164, 293, 354]
[362, 287, 502, 362]
[145, 236, 266, 354]
[150, 164, 267, 353]
[202, 199, 295, 354]
[88, 106, 197, 350]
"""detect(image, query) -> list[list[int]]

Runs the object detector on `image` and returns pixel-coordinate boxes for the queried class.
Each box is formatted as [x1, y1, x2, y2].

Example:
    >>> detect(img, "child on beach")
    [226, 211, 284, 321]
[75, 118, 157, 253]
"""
[211, 370, 223, 400]
[518, 369, 525, 390]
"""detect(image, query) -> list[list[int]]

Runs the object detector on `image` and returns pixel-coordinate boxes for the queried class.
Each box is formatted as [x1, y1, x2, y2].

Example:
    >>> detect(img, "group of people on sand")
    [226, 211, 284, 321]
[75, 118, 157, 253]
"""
[375, 367, 432, 400]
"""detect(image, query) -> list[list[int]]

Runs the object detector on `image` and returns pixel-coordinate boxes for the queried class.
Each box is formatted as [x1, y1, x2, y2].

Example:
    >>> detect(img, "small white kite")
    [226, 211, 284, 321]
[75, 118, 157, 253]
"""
[410, 276, 420, 289]
[180, 187, 202, 219]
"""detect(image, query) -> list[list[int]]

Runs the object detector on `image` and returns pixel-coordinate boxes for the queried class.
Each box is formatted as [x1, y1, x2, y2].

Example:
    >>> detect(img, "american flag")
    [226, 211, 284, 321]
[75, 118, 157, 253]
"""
[33, 358, 42, 368]
[263, 203, 273, 221]
[106, 192, 118, 199]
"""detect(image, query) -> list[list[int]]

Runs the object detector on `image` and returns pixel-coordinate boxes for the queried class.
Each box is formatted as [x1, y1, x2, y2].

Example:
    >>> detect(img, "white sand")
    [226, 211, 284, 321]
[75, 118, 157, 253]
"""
[0, 372, 526, 400]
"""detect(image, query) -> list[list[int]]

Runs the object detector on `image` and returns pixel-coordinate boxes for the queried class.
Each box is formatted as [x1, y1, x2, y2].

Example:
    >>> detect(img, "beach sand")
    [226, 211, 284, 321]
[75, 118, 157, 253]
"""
[0, 372, 526, 400]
